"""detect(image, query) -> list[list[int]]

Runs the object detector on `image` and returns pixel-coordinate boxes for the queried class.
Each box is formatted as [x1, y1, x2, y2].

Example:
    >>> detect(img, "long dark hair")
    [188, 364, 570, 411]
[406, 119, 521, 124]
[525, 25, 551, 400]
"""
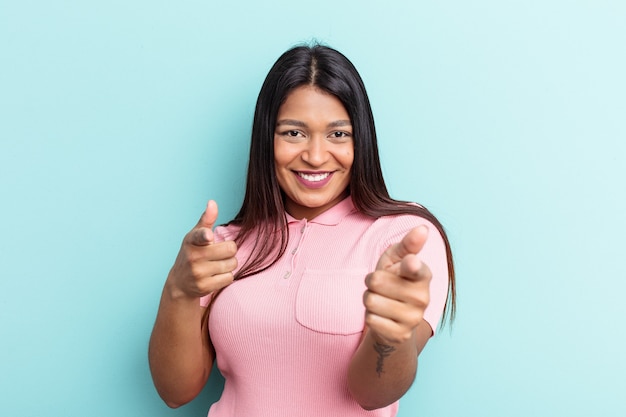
[207, 44, 456, 327]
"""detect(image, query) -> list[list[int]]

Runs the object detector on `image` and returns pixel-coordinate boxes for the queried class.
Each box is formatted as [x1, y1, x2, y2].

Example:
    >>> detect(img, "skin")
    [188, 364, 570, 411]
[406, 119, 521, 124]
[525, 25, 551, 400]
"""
[347, 225, 433, 409]
[274, 85, 354, 220]
[148, 86, 433, 410]
[148, 201, 237, 407]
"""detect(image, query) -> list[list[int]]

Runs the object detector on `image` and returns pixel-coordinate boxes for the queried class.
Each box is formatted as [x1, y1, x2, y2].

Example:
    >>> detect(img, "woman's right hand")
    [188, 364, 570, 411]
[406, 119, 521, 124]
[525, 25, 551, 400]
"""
[166, 200, 238, 300]
[150, 200, 236, 407]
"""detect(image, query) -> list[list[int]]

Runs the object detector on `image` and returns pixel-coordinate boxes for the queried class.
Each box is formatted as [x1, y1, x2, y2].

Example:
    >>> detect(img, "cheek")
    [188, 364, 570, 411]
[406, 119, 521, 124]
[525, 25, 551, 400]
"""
[273, 146, 288, 169]
[343, 150, 354, 167]
[274, 141, 298, 166]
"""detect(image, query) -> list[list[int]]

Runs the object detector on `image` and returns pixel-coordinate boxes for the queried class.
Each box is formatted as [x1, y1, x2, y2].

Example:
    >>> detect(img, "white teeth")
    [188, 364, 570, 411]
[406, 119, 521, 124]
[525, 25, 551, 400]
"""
[298, 172, 330, 182]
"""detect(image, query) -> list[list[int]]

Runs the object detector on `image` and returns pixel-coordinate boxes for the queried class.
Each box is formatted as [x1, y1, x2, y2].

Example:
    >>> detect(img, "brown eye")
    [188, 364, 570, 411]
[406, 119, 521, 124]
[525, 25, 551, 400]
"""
[330, 131, 351, 139]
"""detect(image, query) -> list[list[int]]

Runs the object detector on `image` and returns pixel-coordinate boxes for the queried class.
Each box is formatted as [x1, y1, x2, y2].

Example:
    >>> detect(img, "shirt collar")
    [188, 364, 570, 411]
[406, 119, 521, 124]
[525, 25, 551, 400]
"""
[285, 196, 356, 226]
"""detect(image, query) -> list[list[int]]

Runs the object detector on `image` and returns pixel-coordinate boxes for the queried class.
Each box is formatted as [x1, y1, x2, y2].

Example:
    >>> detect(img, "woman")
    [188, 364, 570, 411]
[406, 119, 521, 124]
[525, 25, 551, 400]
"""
[149, 44, 456, 417]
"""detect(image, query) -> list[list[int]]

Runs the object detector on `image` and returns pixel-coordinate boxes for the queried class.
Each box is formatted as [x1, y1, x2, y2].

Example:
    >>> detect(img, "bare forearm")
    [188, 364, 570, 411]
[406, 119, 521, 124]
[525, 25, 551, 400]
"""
[148, 282, 212, 407]
[148, 200, 236, 407]
[347, 330, 418, 410]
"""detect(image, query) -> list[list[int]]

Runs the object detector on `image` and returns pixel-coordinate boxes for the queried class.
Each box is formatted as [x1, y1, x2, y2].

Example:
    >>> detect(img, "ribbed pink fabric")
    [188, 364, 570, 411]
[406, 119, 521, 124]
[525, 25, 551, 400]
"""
[201, 197, 449, 417]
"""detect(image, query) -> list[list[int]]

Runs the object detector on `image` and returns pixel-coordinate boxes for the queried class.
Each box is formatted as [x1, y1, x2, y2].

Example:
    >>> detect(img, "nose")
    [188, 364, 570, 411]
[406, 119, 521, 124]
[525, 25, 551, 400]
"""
[301, 136, 329, 167]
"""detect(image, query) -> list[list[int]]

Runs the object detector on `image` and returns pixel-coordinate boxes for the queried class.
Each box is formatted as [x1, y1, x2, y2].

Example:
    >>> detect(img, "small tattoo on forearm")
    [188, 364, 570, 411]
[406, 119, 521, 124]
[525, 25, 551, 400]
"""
[373, 342, 396, 377]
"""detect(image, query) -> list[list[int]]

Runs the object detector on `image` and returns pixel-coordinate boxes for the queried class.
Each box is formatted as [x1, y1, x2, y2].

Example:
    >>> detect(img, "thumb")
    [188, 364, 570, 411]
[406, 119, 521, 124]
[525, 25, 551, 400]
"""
[197, 200, 219, 230]
[376, 225, 428, 270]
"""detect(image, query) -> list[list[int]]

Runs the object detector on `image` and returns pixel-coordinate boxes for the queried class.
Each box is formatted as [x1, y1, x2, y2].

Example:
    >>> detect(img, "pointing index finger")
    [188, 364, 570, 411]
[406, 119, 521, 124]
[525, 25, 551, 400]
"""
[188, 227, 215, 246]
[378, 225, 429, 269]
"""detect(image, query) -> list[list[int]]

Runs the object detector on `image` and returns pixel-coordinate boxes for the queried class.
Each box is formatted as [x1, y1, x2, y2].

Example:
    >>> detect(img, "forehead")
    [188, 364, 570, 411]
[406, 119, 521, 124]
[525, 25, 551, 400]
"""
[277, 86, 349, 121]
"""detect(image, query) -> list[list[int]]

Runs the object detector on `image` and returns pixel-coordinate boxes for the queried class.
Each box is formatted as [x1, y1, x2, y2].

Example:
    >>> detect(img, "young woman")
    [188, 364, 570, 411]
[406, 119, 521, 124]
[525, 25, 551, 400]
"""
[149, 44, 456, 417]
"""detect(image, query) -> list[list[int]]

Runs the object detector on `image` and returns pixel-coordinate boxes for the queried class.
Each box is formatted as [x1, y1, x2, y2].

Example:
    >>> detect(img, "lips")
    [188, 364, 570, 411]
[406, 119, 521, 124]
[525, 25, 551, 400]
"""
[294, 171, 334, 189]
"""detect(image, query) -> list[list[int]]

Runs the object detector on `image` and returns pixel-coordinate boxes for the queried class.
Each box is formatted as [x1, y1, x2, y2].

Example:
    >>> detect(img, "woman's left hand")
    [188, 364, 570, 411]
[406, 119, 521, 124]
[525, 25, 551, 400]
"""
[363, 225, 432, 346]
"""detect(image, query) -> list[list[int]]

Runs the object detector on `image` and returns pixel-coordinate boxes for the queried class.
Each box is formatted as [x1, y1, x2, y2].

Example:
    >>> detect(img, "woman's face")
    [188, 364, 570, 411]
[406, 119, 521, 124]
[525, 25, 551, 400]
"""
[274, 85, 354, 219]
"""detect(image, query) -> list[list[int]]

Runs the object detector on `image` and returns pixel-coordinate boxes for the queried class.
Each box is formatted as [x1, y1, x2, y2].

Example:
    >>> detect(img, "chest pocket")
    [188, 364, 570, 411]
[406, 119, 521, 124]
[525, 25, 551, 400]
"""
[295, 268, 368, 335]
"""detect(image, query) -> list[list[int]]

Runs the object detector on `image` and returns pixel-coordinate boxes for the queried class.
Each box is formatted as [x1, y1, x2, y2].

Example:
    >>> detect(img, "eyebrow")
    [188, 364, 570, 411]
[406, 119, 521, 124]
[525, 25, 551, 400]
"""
[276, 119, 352, 128]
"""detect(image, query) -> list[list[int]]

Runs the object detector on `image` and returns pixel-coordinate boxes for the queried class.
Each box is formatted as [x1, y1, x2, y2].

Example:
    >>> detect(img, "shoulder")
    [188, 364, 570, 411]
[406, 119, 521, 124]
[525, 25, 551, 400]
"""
[372, 211, 443, 247]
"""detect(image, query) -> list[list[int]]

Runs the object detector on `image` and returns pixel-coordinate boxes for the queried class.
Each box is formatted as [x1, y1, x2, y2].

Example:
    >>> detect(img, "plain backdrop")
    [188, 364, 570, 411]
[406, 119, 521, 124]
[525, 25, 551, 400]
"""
[1, 1, 625, 416]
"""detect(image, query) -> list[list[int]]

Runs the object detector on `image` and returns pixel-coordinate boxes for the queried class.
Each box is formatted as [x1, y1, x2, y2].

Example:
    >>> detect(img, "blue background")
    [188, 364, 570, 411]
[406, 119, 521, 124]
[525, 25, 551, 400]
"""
[1, 1, 625, 416]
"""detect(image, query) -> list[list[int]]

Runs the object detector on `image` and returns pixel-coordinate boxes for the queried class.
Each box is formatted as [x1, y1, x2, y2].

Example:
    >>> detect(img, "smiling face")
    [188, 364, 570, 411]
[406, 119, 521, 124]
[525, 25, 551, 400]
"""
[274, 85, 354, 220]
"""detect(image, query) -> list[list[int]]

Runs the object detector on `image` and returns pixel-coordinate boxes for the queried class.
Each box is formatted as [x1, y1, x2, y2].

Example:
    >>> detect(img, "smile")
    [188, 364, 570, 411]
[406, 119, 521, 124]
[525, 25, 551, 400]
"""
[297, 172, 331, 182]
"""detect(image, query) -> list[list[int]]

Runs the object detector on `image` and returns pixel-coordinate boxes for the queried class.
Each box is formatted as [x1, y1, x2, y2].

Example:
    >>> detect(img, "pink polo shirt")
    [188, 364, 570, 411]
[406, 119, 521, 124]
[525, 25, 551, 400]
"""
[203, 197, 449, 417]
